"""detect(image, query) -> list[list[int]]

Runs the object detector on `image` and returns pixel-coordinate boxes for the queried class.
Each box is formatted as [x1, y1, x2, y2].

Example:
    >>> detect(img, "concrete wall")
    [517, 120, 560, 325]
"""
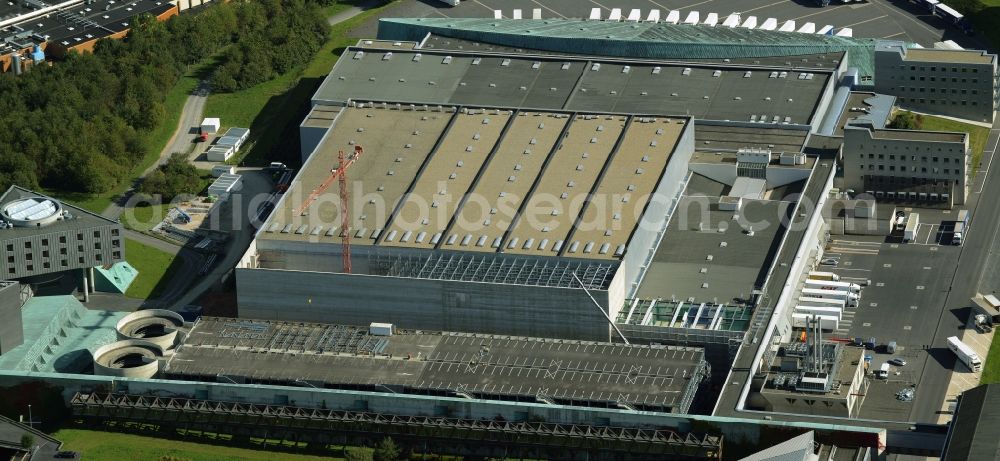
[843, 124, 968, 205]
[0, 370, 886, 454]
[299, 124, 329, 164]
[0, 223, 123, 279]
[0, 283, 23, 355]
[623, 120, 695, 299]
[766, 167, 812, 188]
[236, 268, 614, 341]
[875, 46, 997, 123]
[809, 58, 847, 132]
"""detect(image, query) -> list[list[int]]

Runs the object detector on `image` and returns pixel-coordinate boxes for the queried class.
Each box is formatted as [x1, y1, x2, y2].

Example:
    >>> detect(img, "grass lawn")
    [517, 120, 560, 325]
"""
[52, 429, 342, 461]
[981, 332, 1000, 384]
[205, 0, 397, 167]
[123, 238, 178, 299]
[971, 1, 1000, 50]
[121, 204, 172, 232]
[920, 114, 991, 174]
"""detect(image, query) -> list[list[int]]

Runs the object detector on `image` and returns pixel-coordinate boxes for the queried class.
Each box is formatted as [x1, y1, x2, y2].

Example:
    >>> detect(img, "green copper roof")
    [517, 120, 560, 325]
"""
[377, 18, 884, 77]
[94, 261, 138, 294]
[0, 295, 124, 373]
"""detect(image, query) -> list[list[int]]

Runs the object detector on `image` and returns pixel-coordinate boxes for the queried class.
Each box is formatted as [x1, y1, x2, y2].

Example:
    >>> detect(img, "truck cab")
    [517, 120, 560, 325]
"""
[876, 362, 890, 379]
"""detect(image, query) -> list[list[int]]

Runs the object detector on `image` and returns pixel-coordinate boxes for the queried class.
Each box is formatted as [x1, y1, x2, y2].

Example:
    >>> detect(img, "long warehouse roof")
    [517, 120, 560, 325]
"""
[314, 47, 833, 125]
[261, 106, 691, 261]
[165, 317, 708, 413]
[376, 17, 881, 77]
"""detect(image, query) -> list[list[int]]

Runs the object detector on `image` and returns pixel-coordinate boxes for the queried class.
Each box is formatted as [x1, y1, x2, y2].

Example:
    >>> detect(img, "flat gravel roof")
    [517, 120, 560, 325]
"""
[167, 317, 707, 411]
[316, 47, 832, 124]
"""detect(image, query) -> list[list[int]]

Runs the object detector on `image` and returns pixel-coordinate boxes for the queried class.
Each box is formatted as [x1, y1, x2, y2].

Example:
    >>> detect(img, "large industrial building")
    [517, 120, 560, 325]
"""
[843, 121, 969, 205]
[243, 38, 841, 360]
[875, 42, 998, 123]
[0, 186, 124, 290]
[4, 8, 999, 458]
[0, 288, 888, 459]
[0, 0, 183, 73]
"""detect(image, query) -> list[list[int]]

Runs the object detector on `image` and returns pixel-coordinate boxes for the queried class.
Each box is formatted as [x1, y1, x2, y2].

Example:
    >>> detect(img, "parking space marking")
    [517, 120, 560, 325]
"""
[791, 3, 860, 21]
[923, 266, 932, 270]
[832, 239, 881, 247]
[529, 0, 569, 19]
[740, 0, 788, 14]
[975, 129, 1000, 194]
[645, 0, 670, 13]
[845, 14, 887, 28]
[876, 282, 885, 287]
[916, 285, 925, 290]
[903, 325, 912, 330]
[883, 263, 892, 268]
[587, 0, 612, 12]
[867, 0, 947, 37]
[869, 302, 878, 307]
[882, 32, 905, 39]
[923, 224, 938, 245]
[863, 322, 872, 327]
[676, 0, 715, 11]
[910, 305, 918, 310]
[831, 246, 879, 255]
[471, 0, 500, 15]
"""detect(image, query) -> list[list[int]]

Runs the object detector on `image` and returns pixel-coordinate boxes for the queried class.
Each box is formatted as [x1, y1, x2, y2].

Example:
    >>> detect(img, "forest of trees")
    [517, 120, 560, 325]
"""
[210, 1, 329, 92]
[0, 0, 328, 196]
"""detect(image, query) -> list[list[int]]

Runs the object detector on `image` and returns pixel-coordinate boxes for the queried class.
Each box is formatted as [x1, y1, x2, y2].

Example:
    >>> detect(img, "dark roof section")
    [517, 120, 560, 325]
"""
[377, 17, 880, 76]
[166, 317, 709, 413]
[316, 46, 833, 124]
[942, 384, 1000, 461]
[1, 0, 174, 50]
[421, 33, 849, 70]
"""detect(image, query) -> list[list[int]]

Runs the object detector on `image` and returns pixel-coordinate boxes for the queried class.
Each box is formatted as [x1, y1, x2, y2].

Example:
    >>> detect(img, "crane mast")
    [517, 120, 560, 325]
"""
[293, 145, 363, 274]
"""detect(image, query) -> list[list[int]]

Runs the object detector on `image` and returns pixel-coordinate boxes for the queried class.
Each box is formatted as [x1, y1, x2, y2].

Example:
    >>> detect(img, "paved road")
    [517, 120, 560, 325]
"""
[124, 229, 180, 255]
[158, 7, 379, 310]
[907, 119, 1000, 422]
[101, 80, 210, 221]
[329, 0, 386, 25]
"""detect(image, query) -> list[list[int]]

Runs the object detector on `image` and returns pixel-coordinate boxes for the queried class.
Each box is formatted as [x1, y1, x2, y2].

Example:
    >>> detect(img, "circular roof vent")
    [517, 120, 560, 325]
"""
[93, 340, 163, 379]
[116, 310, 187, 350]
[1, 197, 63, 227]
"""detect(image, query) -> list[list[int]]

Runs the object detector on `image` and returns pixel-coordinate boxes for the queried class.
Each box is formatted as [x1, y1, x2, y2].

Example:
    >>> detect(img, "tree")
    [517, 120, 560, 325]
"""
[373, 437, 401, 461]
[345, 448, 374, 461]
[138, 153, 204, 202]
[20, 433, 34, 449]
[889, 111, 923, 130]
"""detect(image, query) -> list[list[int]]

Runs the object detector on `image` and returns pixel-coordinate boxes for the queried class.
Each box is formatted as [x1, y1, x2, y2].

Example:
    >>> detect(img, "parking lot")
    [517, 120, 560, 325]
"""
[393, 0, 986, 48]
[816, 216, 964, 421]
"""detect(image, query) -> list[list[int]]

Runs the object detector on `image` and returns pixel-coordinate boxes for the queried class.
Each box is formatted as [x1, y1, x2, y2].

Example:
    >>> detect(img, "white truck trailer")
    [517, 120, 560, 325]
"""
[792, 313, 839, 331]
[794, 305, 843, 321]
[804, 279, 861, 294]
[947, 336, 983, 372]
[797, 297, 848, 310]
[801, 288, 859, 306]
[903, 212, 920, 243]
[808, 271, 840, 282]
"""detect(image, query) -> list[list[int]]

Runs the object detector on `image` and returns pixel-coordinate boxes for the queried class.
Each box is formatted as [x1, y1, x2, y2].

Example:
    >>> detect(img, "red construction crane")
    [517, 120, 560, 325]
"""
[294, 145, 363, 273]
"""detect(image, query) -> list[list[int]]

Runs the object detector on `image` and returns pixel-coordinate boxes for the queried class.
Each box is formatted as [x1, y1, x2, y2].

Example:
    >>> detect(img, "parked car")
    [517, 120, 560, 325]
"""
[820, 258, 839, 266]
[888, 358, 907, 366]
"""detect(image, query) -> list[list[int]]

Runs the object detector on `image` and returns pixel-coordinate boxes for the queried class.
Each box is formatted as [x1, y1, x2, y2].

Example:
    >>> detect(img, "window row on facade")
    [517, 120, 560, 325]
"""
[896, 64, 984, 73]
[858, 152, 963, 161]
[8, 251, 122, 274]
[896, 97, 983, 107]
[859, 164, 961, 175]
